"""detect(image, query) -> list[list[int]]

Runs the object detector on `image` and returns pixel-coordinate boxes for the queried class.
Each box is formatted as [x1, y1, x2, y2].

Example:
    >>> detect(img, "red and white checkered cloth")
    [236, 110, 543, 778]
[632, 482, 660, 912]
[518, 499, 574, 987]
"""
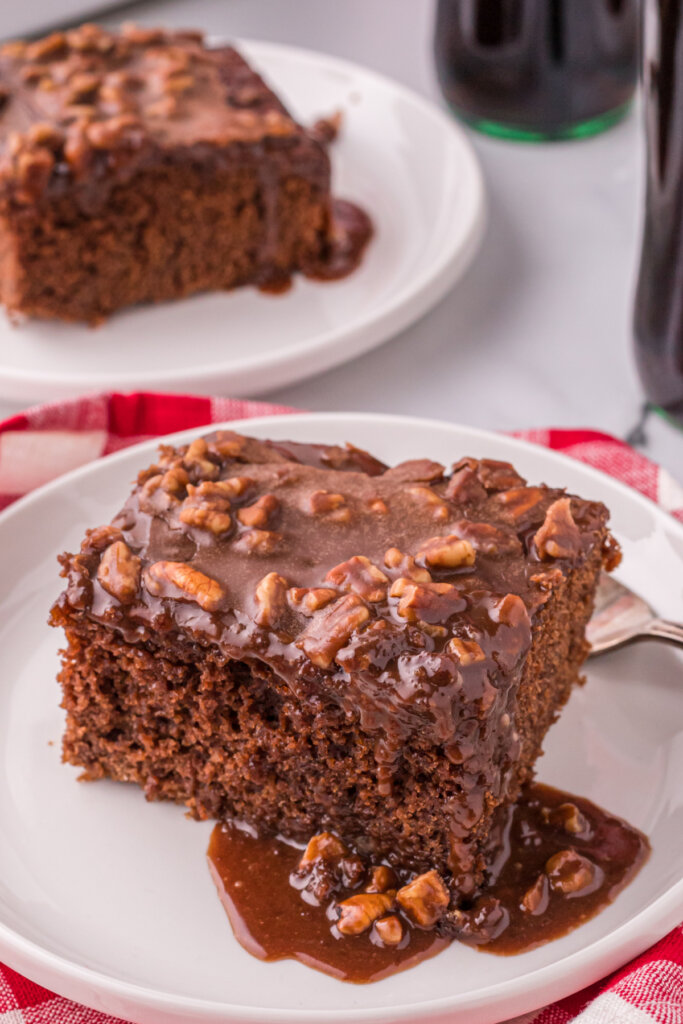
[0, 391, 680, 1024]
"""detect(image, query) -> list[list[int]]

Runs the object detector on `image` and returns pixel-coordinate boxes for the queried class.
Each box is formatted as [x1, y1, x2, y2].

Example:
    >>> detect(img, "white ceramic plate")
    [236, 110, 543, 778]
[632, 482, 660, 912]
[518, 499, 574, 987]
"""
[0, 412, 681, 1024]
[0, 43, 485, 405]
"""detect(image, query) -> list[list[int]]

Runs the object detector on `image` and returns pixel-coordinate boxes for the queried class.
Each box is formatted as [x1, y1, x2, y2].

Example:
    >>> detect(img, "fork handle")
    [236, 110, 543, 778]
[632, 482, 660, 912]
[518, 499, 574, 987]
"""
[647, 618, 683, 647]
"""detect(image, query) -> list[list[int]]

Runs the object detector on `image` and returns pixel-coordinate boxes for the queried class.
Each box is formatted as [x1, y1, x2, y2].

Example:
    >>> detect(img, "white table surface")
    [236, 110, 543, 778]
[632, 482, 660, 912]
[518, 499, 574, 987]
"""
[4, 0, 682, 482]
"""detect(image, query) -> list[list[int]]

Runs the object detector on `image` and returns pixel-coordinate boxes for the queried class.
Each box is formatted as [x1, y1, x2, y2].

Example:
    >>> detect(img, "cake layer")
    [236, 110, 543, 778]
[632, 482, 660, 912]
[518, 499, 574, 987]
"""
[51, 431, 619, 897]
[0, 26, 356, 321]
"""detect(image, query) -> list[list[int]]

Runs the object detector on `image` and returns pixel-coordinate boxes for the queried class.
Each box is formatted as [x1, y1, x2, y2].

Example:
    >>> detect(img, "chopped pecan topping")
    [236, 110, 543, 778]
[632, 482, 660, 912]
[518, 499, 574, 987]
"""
[208, 434, 246, 460]
[374, 915, 403, 945]
[534, 498, 583, 560]
[336, 893, 395, 936]
[529, 567, 564, 591]
[601, 533, 622, 572]
[254, 572, 288, 628]
[396, 870, 450, 926]
[237, 494, 279, 529]
[295, 832, 364, 900]
[383, 459, 445, 483]
[326, 555, 388, 602]
[144, 561, 224, 611]
[235, 529, 282, 556]
[298, 594, 370, 668]
[179, 480, 232, 535]
[181, 438, 220, 481]
[390, 578, 464, 623]
[446, 461, 487, 503]
[288, 587, 338, 614]
[25, 31, 69, 60]
[476, 459, 526, 492]
[490, 593, 531, 630]
[451, 519, 522, 556]
[307, 490, 351, 523]
[82, 524, 124, 553]
[161, 465, 189, 496]
[97, 541, 141, 604]
[496, 486, 545, 520]
[179, 505, 232, 535]
[405, 485, 449, 521]
[366, 865, 398, 893]
[545, 850, 597, 894]
[521, 875, 549, 915]
[417, 535, 476, 569]
[203, 477, 253, 501]
[298, 832, 348, 869]
[384, 547, 431, 583]
[543, 802, 589, 836]
[447, 637, 486, 665]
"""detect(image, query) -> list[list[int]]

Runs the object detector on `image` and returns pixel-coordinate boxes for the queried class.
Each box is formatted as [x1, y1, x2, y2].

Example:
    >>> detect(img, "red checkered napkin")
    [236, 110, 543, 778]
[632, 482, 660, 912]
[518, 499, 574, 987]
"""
[0, 391, 680, 1024]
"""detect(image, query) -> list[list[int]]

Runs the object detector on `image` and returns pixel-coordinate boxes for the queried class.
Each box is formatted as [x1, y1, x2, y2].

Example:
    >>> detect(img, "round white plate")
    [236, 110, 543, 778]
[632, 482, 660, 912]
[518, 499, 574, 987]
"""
[0, 43, 485, 405]
[0, 412, 681, 1024]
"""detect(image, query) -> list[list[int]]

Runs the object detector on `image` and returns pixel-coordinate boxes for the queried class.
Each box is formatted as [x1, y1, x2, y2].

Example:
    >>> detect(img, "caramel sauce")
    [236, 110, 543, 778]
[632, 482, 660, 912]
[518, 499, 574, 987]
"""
[257, 198, 373, 294]
[207, 783, 649, 983]
[207, 824, 448, 982]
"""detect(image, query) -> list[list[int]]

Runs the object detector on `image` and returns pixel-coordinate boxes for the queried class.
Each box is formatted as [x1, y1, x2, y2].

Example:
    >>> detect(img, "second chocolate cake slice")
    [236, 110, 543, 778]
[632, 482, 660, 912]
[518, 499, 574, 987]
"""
[51, 431, 619, 898]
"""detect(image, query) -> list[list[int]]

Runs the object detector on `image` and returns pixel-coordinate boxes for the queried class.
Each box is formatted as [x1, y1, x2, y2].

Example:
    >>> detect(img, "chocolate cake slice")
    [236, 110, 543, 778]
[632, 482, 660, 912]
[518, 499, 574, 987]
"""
[0, 24, 370, 323]
[51, 431, 619, 898]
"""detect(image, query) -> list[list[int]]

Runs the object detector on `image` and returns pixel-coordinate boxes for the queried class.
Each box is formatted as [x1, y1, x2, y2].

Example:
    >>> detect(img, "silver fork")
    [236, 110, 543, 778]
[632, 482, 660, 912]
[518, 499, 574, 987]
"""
[587, 572, 683, 656]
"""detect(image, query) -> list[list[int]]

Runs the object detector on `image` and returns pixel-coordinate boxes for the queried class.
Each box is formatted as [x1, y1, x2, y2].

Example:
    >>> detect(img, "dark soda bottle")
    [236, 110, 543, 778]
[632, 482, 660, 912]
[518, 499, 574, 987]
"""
[633, 0, 683, 424]
[434, 0, 638, 140]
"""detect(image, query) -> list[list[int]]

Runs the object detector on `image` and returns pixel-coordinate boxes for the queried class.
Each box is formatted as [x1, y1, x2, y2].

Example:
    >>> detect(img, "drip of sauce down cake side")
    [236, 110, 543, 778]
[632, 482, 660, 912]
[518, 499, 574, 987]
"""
[207, 782, 649, 983]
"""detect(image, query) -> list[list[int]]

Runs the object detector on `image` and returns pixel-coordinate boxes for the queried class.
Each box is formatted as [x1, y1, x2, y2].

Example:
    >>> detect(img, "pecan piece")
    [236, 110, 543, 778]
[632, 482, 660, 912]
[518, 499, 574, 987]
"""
[366, 866, 398, 893]
[496, 486, 545, 520]
[235, 529, 282, 555]
[447, 637, 486, 665]
[181, 438, 220, 481]
[384, 547, 431, 583]
[451, 519, 522, 556]
[417, 535, 476, 569]
[405, 485, 449, 521]
[490, 593, 531, 630]
[254, 572, 288, 628]
[82, 524, 124, 553]
[307, 490, 351, 523]
[160, 465, 189, 496]
[521, 875, 549, 915]
[534, 498, 583, 560]
[298, 594, 370, 668]
[336, 893, 395, 936]
[476, 459, 525, 492]
[390, 578, 465, 623]
[446, 461, 487, 504]
[326, 555, 388, 602]
[543, 802, 590, 836]
[97, 540, 141, 604]
[545, 850, 598, 895]
[237, 494, 279, 529]
[144, 561, 224, 611]
[396, 870, 450, 926]
[179, 505, 232, 535]
[298, 832, 348, 869]
[383, 459, 445, 483]
[288, 587, 338, 614]
[374, 915, 403, 946]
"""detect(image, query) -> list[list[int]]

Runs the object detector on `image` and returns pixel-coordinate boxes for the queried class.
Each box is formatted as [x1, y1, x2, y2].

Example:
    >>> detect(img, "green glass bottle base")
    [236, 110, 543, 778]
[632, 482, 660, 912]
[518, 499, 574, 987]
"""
[651, 402, 683, 432]
[455, 102, 632, 142]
